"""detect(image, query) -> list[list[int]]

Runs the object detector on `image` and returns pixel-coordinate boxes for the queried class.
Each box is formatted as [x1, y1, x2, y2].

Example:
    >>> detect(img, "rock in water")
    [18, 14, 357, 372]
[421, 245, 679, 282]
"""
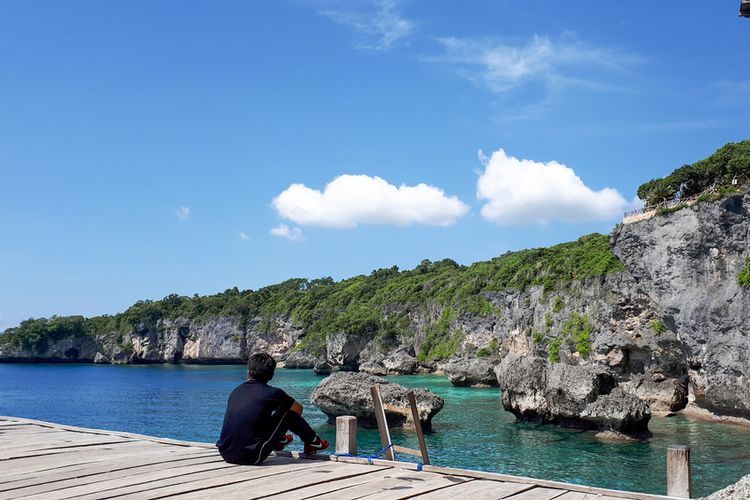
[443, 358, 499, 387]
[313, 361, 332, 375]
[701, 474, 750, 500]
[311, 372, 444, 432]
[495, 353, 651, 438]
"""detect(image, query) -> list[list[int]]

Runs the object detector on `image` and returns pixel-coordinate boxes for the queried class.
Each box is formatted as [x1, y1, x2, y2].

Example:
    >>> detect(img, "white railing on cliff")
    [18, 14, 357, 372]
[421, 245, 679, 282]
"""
[623, 194, 702, 224]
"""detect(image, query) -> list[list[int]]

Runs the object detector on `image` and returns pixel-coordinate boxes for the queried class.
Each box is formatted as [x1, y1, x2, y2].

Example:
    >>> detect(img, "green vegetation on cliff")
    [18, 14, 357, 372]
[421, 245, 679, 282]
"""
[637, 140, 750, 207]
[1, 233, 624, 361]
[738, 258, 750, 288]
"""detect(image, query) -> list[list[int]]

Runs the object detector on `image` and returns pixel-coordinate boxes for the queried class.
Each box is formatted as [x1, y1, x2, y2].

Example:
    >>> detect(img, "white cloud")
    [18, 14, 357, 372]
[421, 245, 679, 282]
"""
[272, 174, 469, 229]
[238, 231, 250, 241]
[432, 34, 639, 94]
[320, 0, 414, 51]
[175, 206, 191, 221]
[270, 224, 304, 241]
[476, 149, 628, 225]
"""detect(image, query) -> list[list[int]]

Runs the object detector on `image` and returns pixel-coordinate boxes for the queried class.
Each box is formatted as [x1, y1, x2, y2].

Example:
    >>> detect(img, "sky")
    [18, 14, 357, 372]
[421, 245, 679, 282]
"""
[1, 1, 749, 329]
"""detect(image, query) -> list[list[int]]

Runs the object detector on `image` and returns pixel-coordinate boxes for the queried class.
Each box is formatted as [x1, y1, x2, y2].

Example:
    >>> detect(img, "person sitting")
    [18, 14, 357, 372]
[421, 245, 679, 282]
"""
[216, 352, 329, 465]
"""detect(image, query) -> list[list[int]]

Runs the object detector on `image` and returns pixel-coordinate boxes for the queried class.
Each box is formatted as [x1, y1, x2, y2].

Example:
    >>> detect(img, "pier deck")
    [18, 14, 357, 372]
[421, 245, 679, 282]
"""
[0, 416, 677, 500]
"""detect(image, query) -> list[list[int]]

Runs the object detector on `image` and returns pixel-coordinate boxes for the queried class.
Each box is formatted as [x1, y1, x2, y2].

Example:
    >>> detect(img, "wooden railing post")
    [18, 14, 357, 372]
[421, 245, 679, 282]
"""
[370, 384, 396, 461]
[335, 416, 357, 456]
[667, 445, 692, 498]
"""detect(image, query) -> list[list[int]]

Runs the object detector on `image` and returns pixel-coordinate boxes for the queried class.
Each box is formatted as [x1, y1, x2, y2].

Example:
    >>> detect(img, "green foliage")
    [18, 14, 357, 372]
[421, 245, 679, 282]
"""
[548, 336, 562, 363]
[2, 234, 623, 358]
[546, 313, 593, 362]
[544, 313, 553, 332]
[418, 307, 462, 361]
[561, 313, 593, 358]
[637, 140, 750, 207]
[552, 296, 565, 313]
[532, 330, 545, 345]
[477, 338, 499, 357]
[650, 319, 667, 334]
[738, 258, 750, 288]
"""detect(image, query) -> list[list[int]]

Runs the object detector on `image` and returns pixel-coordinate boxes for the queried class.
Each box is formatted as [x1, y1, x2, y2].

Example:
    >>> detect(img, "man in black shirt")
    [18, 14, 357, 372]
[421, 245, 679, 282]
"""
[217, 352, 329, 465]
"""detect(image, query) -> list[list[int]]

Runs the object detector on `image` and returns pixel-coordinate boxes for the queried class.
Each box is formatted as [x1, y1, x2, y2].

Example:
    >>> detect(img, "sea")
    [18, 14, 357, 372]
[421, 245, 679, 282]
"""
[2, 363, 749, 497]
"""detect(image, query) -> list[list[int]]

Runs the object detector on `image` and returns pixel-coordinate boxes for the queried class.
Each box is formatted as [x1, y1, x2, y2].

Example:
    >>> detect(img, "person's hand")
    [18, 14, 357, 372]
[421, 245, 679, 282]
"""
[290, 400, 303, 415]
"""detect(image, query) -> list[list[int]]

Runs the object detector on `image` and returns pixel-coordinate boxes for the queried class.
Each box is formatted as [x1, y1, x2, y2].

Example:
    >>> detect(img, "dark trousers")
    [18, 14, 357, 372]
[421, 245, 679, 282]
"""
[223, 409, 317, 466]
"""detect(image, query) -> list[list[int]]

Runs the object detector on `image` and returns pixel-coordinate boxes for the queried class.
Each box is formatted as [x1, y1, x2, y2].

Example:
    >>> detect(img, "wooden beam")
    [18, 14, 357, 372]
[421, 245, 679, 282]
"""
[407, 390, 431, 465]
[392, 445, 422, 456]
[667, 445, 692, 498]
[335, 416, 357, 456]
[370, 384, 396, 461]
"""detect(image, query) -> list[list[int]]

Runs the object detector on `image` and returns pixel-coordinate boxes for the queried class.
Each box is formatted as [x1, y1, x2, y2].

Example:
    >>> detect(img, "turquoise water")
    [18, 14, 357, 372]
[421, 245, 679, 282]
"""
[2, 364, 749, 497]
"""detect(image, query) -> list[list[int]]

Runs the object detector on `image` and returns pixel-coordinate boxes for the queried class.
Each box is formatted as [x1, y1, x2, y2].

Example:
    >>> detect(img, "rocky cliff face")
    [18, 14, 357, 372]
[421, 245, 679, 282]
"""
[612, 193, 750, 419]
[3, 193, 748, 422]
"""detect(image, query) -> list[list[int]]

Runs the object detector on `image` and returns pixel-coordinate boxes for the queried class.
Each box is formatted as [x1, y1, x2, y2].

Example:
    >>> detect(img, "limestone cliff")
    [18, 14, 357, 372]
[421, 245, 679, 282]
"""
[612, 192, 750, 418]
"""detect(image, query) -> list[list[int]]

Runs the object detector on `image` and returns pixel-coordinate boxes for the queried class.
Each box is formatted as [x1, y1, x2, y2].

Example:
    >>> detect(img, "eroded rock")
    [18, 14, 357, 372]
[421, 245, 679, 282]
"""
[443, 358, 499, 387]
[495, 353, 651, 438]
[311, 372, 444, 432]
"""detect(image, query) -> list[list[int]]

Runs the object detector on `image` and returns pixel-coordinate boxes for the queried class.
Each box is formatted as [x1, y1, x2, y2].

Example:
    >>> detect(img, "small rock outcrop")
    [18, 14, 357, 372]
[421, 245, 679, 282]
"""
[381, 349, 418, 375]
[313, 361, 332, 375]
[311, 372, 444, 432]
[359, 362, 387, 375]
[495, 354, 651, 438]
[443, 358, 499, 387]
[281, 350, 318, 369]
[701, 474, 750, 500]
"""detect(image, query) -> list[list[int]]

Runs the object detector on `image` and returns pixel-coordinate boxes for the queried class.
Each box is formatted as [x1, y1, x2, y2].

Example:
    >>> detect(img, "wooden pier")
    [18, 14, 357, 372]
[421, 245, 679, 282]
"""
[0, 416, 680, 500]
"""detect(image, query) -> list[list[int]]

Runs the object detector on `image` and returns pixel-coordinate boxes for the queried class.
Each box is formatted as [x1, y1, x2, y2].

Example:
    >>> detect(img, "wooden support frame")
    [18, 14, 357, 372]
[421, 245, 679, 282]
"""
[370, 385, 430, 465]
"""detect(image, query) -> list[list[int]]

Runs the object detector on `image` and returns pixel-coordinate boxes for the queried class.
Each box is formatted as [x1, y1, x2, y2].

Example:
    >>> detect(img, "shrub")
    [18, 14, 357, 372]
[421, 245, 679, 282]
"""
[738, 258, 750, 288]
[560, 313, 593, 359]
[548, 337, 562, 363]
[650, 319, 668, 334]
[552, 296, 565, 313]
[532, 330, 545, 345]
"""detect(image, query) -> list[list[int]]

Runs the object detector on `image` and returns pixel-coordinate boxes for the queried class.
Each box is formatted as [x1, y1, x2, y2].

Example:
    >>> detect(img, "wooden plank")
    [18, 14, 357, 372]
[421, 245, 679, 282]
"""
[164, 462, 388, 500]
[310, 469, 470, 500]
[555, 492, 624, 500]
[0, 449, 217, 491]
[0, 441, 185, 475]
[504, 486, 568, 500]
[370, 384, 396, 461]
[98, 459, 334, 500]
[421, 465, 671, 500]
[410, 479, 534, 499]
[260, 468, 408, 500]
[407, 390, 430, 465]
[393, 445, 423, 456]
[0, 436, 133, 455]
[17, 459, 239, 500]
[0, 454, 224, 497]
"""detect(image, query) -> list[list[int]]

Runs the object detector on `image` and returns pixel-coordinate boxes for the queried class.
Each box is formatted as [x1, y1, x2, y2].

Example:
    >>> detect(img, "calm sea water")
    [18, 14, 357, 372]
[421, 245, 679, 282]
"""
[1, 364, 748, 497]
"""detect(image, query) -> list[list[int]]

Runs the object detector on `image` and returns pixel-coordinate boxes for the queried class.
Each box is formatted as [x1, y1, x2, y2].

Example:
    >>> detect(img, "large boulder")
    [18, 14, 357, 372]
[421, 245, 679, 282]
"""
[495, 354, 651, 438]
[701, 474, 750, 500]
[311, 372, 444, 432]
[359, 362, 387, 376]
[443, 358, 499, 387]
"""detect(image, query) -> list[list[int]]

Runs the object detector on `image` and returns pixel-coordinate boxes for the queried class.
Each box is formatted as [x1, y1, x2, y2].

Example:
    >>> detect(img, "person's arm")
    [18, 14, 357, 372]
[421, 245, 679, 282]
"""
[290, 400, 303, 416]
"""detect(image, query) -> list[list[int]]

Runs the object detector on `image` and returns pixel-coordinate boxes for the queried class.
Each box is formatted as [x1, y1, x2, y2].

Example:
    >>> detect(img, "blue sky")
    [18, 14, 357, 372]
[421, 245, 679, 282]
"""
[1, 1, 748, 328]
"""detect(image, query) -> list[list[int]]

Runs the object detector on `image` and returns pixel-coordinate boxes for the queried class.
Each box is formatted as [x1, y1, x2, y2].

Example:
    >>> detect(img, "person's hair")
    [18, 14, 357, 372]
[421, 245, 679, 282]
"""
[247, 352, 276, 383]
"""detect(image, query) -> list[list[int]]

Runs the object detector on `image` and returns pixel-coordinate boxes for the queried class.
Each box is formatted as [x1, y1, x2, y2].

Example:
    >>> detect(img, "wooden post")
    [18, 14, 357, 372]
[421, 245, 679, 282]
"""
[370, 384, 396, 461]
[335, 416, 357, 456]
[667, 445, 692, 498]
[406, 390, 430, 465]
